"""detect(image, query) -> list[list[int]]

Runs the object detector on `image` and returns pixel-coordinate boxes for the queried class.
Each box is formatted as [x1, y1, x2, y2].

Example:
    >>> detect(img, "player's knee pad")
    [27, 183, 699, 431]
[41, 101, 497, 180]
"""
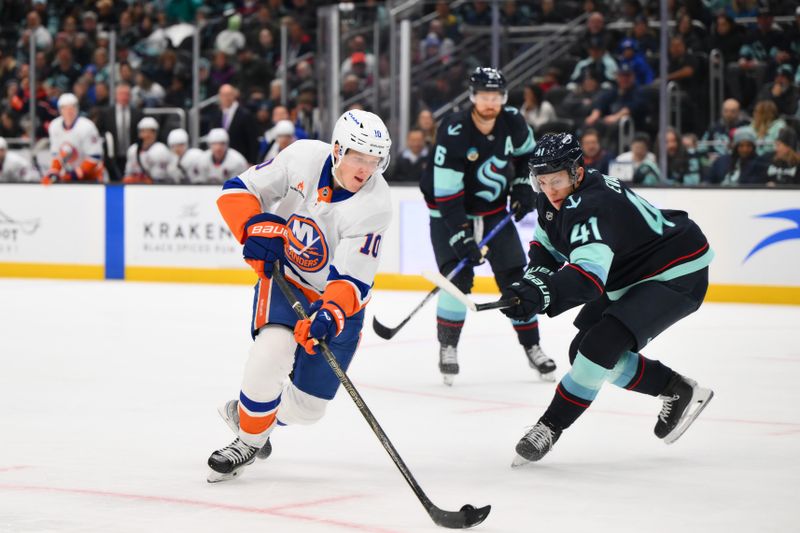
[493, 267, 523, 291]
[449, 267, 474, 293]
[577, 315, 636, 370]
[276, 382, 328, 425]
[241, 325, 296, 401]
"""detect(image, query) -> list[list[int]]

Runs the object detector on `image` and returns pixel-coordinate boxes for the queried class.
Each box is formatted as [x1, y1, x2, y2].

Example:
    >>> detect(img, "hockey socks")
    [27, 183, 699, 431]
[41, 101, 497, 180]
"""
[511, 316, 540, 347]
[437, 317, 465, 347]
[608, 351, 675, 397]
[541, 352, 608, 430]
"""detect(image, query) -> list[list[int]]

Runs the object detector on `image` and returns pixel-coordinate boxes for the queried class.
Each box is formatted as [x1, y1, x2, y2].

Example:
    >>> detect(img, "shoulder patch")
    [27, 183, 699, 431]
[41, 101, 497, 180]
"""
[504, 106, 519, 115]
[447, 123, 462, 136]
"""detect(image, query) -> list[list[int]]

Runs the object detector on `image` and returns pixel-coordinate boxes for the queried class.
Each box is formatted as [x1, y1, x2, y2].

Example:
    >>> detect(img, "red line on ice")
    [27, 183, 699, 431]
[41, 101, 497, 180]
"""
[0, 466, 32, 473]
[358, 382, 800, 431]
[0, 484, 401, 533]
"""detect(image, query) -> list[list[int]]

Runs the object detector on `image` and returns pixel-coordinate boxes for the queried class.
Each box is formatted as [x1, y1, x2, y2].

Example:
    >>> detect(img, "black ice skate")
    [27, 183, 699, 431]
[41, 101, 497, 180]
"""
[655, 373, 714, 445]
[511, 419, 562, 467]
[218, 399, 272, 459]
[439, 344, 459, 386]
[207, 438, 260, 482]
[523, 345, 556, 381]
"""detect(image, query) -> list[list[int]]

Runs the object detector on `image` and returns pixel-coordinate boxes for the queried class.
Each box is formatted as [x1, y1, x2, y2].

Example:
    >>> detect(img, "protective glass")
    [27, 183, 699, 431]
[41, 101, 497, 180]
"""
[532, 172, 571, 193]
[343, 151, 382, 171]
[473, 92, 505, 104]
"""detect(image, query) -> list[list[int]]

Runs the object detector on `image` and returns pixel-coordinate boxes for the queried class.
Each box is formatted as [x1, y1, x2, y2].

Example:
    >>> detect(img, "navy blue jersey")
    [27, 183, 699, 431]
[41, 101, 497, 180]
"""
[420, 107, 535, 229]
[529, 168, 714, 316]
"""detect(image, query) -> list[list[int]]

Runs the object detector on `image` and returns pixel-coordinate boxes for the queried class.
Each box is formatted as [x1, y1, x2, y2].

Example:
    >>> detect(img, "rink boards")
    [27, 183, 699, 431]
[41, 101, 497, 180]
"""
[0, 183, 798, 305]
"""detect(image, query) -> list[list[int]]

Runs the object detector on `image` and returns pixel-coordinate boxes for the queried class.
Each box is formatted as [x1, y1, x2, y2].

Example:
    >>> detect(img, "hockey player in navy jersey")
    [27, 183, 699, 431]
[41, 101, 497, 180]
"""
[420, 67, 555, 385]
[502, 133, 715, 465]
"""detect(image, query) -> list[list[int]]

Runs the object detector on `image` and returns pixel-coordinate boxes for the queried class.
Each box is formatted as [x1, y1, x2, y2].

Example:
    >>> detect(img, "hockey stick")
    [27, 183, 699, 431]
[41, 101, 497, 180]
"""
[271, 268, 491, 529]
[372, 211, 515, 340]
[421, 270, 520, 312]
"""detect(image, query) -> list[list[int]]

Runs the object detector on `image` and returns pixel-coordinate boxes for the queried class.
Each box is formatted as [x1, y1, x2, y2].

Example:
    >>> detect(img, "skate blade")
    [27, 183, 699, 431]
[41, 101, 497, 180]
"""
[511, 454, 531, 468]
[442, 374, 455, 386]
[207, 468, 243, 483]
[539, 371, 556, 382]
[218, 401, 240, 435]
[663, 388, 714, 445]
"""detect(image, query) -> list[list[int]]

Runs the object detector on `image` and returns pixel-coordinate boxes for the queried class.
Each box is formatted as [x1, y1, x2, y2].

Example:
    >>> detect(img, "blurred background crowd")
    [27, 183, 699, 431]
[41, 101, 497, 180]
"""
[0, 0, 798, 186]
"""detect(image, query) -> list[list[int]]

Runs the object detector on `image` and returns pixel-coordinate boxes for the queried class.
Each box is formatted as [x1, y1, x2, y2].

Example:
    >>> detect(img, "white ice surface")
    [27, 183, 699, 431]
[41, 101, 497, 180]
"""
[0, 279, 798, 533]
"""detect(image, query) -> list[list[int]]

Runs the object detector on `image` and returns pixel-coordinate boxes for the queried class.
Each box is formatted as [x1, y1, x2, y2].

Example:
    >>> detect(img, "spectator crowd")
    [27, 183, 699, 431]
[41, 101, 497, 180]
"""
[0, 0, 798, 186]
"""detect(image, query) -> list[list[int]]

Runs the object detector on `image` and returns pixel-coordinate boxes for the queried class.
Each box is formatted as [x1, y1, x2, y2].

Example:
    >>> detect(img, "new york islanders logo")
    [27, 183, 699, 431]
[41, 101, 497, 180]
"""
[285, 215, 328, 272]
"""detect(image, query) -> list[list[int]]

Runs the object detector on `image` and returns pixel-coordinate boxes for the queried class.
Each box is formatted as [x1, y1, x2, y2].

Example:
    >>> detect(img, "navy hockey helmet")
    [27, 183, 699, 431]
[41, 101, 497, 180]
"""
[469, 67, 508, 104]
[528, 132, 584, 192]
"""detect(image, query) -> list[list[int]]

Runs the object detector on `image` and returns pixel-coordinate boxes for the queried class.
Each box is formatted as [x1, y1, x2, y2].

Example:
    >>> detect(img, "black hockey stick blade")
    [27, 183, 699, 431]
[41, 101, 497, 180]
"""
[429, 503, 492, 529]
[372, 315, 405, 340]
[371, 288, 438, 339]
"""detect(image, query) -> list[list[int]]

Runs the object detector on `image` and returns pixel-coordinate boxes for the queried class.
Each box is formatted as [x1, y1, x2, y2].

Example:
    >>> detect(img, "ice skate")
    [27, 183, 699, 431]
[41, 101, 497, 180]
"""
[207, 437, 260, 482]
[439, 344, 459, 386]
[655, 373, 714, 445]
[217, 399, 273, 460]
[511, 420, 562, 467]
[523, 345, 556, 381]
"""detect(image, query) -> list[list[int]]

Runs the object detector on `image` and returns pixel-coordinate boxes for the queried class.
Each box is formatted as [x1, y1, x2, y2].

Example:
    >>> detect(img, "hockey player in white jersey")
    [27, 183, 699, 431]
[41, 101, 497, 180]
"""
[207, 109, 392, 482]
[45, 93, 104, 183]
[0, 137, 36, 182]
[166, 128, 204, 183]
[122, 117, 172, 184]
[199, 128, 248, 184]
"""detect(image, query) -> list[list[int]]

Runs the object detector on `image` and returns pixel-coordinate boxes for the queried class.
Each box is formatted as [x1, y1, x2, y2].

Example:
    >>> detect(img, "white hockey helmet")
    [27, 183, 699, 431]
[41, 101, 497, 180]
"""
[207, 128, 229, 145]
[137, 117, 159, 131]
[273, 120, 295, 137]
[167, 128, 189, 146]
[0, 137, 7, 150]
[57, 92, 79, 110]
[330, 109, 391, 174]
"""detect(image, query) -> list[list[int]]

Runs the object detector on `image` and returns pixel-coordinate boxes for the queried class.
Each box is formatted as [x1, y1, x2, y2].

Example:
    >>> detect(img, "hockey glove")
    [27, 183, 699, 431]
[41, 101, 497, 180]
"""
[243, 213, 289, 280]
[449, 223, 483, 266]
[510, 177, 535, 222]
[42, 171, 60, 186]
[500, 266, 553, 321]
[293, 299, 346, 354]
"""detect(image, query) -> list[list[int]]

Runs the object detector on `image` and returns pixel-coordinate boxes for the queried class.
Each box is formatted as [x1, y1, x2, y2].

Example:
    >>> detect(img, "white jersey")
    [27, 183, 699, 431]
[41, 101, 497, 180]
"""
[48, 116, 103, 171]
[0, 151, 36, 182]
[199, 147, 248, 184]
[218, 139, 392, 311]
[167, 147, 204, 183]
[124, 142, 173, 183]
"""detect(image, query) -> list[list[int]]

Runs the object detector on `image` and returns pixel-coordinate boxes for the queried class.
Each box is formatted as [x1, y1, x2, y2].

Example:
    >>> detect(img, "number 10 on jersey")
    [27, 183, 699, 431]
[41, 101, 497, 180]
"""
[359, 233, 382, 257]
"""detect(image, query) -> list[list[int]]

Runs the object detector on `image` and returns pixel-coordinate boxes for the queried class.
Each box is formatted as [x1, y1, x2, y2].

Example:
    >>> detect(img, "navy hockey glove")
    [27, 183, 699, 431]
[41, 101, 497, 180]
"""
[449, 224, 483, 266]
[510, 177, 535, 222]
[500, 267, 553, 321]
[293, 300, 345, 354]
[243, 213, 289, 280]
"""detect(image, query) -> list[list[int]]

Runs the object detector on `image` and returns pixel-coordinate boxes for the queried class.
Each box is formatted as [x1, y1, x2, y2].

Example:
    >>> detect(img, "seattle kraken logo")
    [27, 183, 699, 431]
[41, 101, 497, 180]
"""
[475, 156, 508, 202]
[744, 209, 800, 262]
